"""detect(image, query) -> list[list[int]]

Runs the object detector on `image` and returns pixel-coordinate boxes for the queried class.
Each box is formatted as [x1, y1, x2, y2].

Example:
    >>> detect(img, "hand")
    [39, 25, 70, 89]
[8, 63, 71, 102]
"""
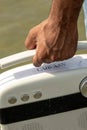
[25, 18, 78, 67]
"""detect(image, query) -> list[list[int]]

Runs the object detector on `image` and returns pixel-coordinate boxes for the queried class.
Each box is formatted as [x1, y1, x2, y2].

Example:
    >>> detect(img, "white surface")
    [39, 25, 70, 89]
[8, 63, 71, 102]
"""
[0, 54, 87, 108]
[0, 54, 87, 130]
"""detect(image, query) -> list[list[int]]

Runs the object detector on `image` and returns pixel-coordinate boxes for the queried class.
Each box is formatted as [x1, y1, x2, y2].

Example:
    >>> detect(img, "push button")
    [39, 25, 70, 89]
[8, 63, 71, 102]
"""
[8, 97, 17, 104]
[21, 94, 29, 102]
[33, 91, 42, 99]
[80, 78, 87, 98]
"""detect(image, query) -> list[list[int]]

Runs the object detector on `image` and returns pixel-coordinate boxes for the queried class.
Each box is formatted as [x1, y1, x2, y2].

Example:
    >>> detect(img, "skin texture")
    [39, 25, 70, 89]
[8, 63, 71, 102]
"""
[25, 0, 84, 67]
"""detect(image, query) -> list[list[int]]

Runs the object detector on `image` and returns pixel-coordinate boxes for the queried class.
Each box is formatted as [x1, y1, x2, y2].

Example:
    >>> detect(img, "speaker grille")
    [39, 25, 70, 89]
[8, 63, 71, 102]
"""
[78, 111, 87, 129]
[22, 122, 44, 130]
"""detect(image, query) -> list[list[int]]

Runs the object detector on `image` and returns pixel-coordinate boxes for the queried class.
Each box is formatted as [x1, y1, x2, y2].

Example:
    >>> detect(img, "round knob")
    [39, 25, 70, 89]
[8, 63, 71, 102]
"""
[21, 94, 29, 102]
[8, 97, 17, 104]
[33, 91, 42, 99]
[80, 78, 87, 98]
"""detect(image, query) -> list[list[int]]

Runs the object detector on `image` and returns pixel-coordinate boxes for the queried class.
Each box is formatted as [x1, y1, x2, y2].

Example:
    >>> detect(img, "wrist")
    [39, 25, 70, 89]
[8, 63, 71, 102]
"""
[49, 0, 84, 25]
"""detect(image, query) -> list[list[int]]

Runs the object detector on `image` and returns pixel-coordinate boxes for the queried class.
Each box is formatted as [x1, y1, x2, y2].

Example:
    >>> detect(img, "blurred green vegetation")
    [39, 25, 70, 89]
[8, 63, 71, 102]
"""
[0, 0, 51, 58]
[78, 8, 86, 40]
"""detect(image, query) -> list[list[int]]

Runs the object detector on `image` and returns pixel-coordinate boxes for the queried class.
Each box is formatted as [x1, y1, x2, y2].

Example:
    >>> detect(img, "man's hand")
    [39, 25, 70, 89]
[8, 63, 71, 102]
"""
[25, 0, 83, 67]
[25, 18, 78, 67]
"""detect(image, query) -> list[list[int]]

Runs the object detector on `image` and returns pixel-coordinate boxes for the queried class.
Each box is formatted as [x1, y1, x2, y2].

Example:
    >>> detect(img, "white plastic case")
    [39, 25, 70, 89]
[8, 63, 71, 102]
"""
[0, 42, 87, 130]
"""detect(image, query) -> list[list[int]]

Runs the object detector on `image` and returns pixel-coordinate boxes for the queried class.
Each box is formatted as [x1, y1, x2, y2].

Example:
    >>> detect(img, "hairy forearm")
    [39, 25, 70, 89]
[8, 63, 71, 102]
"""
[49, 0, 84, 24]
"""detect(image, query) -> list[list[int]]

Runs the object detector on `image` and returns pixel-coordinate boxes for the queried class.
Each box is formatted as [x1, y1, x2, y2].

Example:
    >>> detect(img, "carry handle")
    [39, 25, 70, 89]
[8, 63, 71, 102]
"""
[0, 41, 87, 69]
[77, 41, 87, 50]
[0, 50, 35, 69]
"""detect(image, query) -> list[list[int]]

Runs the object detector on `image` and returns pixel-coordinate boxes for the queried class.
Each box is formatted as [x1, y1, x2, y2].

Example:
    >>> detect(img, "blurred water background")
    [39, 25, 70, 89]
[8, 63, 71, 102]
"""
[0, 0, 87, 73]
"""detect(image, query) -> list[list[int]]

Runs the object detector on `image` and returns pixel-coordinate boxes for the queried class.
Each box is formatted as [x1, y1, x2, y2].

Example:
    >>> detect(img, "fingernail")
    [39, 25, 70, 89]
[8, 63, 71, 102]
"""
[33, 56, 42, 67]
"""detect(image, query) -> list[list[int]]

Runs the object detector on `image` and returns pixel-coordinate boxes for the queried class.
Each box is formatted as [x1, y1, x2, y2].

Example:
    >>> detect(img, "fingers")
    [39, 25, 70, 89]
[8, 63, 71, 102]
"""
[32, 43, 61, 67]
[25, 27, 38, 50]
[33, 55, 42, 67]
[33, 41, 48, 67]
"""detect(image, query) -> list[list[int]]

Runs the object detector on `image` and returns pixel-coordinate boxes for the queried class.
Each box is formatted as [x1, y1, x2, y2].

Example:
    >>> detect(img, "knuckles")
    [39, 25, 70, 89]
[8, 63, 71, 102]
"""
[25, 18, 78, 66]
